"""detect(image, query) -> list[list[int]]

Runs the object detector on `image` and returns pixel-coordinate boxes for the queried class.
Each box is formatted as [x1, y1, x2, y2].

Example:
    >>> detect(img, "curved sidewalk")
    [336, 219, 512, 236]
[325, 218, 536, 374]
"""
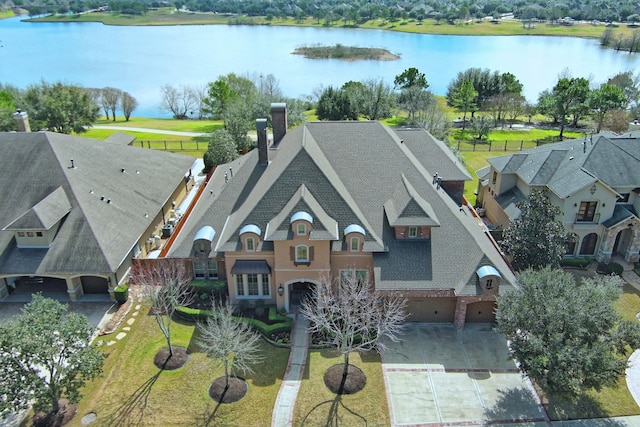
[271, 315, 309, 427]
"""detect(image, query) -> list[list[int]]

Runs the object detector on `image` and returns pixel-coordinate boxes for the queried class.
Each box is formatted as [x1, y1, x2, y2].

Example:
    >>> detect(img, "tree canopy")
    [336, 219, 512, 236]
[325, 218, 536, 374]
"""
[500, 189, 570, 271]
[496, 267, 640, 395]
[203, 129, 239, 173]
[0, 294, 105, 417]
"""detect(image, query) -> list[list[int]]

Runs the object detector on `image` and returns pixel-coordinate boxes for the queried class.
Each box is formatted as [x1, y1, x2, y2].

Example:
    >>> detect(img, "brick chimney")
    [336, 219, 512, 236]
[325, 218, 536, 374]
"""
[257, 118, 268, 165]
[271, 102, 287, 146]
[13, 109, 31, 132]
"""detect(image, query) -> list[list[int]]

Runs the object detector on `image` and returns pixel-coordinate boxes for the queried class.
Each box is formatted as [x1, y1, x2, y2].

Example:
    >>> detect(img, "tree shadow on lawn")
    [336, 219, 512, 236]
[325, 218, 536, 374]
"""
[98, 355, 174, 427]
[299, 391, 368, 427]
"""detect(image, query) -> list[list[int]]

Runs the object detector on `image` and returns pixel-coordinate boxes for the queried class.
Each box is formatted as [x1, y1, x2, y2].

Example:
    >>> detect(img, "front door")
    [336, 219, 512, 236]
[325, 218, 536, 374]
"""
[289, 282, 314, 309]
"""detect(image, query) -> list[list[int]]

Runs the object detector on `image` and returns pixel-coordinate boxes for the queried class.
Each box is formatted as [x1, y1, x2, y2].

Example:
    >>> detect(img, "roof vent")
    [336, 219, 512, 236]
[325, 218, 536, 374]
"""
[569, 156, 574, 160]
[100, 195, 105, 201]
[107, 199, 111, 204]
[121, 168, 125, 173]
[70, 159, 75, 169]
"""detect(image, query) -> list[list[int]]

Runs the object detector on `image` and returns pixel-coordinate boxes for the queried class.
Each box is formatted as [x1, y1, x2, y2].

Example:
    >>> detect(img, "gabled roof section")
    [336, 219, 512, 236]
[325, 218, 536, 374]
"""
[384, 174, 440, 227]
[0, 132, 194, 274]
[602, 204, 638, 228]
[264, 184, 339, 241]
[3, 186, 71, 231]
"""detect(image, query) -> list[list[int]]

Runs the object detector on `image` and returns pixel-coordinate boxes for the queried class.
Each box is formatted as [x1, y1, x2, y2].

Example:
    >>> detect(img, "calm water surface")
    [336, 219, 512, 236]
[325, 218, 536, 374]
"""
[1, 16, 639, 117]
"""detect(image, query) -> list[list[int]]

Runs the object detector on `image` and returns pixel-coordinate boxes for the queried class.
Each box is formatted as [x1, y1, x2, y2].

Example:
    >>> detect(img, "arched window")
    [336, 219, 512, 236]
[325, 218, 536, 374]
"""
[579, 233, 598, 255]
[565, 233, 578, 256]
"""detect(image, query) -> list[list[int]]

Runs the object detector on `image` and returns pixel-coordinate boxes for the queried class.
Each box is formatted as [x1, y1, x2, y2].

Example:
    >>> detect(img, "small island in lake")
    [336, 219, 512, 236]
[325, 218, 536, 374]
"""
[293, 44, 400, 61]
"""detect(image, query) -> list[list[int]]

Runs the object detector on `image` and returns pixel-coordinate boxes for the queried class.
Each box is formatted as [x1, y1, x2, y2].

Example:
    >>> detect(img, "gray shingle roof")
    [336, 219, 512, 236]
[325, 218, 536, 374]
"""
[0, 132, 194, 275]
[168, 121, 515, 294]
[487, 135, 640, 199]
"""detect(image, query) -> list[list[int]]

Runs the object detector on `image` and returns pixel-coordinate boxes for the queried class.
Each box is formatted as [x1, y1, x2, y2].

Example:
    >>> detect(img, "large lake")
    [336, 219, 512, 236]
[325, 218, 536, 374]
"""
[1, 15, 639, 117]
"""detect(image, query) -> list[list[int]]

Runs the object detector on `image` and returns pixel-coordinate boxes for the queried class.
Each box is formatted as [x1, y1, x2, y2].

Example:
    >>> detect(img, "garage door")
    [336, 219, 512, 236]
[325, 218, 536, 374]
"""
[465, 301, 496, 323]
[82, 276, 109, 294]
[406, 297, 456, 322]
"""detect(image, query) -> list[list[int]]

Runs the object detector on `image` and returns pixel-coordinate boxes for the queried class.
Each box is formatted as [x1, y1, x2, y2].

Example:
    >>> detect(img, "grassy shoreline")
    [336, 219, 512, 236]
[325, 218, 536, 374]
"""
[19, 9, 638, 40]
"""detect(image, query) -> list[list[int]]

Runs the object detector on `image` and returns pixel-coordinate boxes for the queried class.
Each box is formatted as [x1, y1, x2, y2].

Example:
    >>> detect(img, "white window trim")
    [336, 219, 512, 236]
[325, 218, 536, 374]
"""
[193, 260, 205, 279]
[297, 223, 306, 235]
[245, 237, 255, 252]
[295, 244, 309, 263]
[408, 227, 418, 238]
[350, 237, 359, 252]
[235, 273, 271, 298]
[339, 269, 369, 284]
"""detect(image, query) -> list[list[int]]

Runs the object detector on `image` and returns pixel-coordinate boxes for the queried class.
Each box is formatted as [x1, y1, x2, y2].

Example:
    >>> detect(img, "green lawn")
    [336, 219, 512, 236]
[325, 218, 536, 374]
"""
[31, 9, 638, 41]
[293, 349, 390, 426]
[64, 308, 289, 427]
[95, 116, 223, 133]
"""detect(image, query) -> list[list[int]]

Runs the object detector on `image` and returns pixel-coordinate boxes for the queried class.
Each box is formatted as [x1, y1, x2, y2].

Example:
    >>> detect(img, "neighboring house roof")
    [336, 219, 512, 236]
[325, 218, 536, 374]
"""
[0, 132, 194, 275]
[104, 132, 136, 145]
[487, 134, 640, 199]
[168, 121, 515, 296]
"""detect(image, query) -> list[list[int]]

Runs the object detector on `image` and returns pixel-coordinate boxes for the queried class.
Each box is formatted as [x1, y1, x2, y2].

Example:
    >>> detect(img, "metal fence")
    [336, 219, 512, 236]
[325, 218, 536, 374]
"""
[453, 136, 563, 152]
[136, 140, 206, 151]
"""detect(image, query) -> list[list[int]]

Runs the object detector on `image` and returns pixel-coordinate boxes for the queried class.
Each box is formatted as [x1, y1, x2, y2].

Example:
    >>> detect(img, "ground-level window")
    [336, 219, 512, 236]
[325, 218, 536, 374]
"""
[235, 273, 270, 298]
[565, 234, 578, 256]
[579, 233, 598, 255]
[193, 260, 205, 279]
[207, 260, 218, 278]
[340, 269, 369, 284]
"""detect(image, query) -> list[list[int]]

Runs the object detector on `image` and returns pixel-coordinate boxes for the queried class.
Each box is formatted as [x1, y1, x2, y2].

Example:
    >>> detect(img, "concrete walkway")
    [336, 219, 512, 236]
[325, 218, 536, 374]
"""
[91, 125, 210, 137]
[271, 315, 309, 427]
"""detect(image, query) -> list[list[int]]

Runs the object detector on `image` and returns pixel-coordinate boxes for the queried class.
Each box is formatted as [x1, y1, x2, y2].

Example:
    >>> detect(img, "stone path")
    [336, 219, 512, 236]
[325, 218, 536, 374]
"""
[105, 303, 141, 346]
[271, 315, 309, 427]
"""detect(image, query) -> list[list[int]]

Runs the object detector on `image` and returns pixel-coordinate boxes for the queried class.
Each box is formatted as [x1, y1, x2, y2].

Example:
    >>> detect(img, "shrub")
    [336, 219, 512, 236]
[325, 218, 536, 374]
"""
[175, 306, 293, 337]
[113, 284, 129, 305]
[560, 257, 590, 269]
[596, 262, 624, 275]
[190, 279, 227, 298]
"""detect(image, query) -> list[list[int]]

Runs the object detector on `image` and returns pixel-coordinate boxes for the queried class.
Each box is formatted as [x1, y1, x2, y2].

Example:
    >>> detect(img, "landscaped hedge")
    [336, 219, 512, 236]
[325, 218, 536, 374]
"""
[113, 284, 129, 304]
[190, 279, 227, 298]
[560, 257, 590, 269]
[596, 262, 624, 276]
[174, 306, 293, 337]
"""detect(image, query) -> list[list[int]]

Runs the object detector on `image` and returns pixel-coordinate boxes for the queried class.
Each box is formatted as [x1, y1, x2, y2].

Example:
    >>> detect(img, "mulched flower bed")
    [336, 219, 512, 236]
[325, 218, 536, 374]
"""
[323, 364, 366, 394]
[208, 376, 248, 403]
[153, 346, 189, 370]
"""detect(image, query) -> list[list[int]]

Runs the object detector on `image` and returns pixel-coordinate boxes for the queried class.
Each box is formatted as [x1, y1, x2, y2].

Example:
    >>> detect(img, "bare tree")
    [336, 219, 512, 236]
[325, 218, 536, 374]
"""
[159, 84, 197, 119]
[121, 91, 138, 121]
[197, 302, 263, 389]
[129, 259, 194, 358]
[300, 273, 407, 381]
[101, 87, 122, 122]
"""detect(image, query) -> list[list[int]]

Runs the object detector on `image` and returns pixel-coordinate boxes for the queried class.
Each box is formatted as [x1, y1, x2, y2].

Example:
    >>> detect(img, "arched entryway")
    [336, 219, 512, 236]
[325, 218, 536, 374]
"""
[289, 282, 314, 308]
[612, 228, 633, 257]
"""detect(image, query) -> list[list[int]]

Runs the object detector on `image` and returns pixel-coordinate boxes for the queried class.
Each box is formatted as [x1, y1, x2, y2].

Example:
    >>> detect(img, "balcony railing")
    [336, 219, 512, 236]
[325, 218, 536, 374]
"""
[574, 212, 600, 224]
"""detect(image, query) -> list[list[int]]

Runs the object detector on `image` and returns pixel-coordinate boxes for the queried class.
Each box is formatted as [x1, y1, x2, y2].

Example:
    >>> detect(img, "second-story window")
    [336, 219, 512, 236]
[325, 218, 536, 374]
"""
[246, 237, 255, 252]
[577, 201, 597, 222]
[297, 223, 306, 235]
[350, 237, 359, 252]
[296, 245, 309, 263]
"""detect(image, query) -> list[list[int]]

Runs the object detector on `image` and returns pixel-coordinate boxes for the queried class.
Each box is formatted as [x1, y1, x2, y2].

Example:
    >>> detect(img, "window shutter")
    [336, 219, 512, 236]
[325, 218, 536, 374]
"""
[290, 246, 295, 261]
[309, 246, 314, 261]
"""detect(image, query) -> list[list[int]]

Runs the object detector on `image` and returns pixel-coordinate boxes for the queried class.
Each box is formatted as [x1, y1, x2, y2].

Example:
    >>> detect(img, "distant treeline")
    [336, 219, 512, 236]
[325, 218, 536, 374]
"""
[293, 44, 399, 61]
[9, 0, 640, 24]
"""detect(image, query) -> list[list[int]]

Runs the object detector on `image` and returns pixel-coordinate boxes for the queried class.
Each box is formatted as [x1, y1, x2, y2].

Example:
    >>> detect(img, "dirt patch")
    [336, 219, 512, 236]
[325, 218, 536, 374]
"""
[208, 376, 248, 403]
[32, 399, 77, 427]
[324, 364, 366, 394]
[153, 346, 189, 370]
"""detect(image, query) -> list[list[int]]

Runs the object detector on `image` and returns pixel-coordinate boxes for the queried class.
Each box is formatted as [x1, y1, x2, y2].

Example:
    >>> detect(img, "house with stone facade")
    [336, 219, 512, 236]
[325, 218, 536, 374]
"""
[166, 104, 515, 328]
[476, 131, 640, 264]
[0, 112, 196, 300]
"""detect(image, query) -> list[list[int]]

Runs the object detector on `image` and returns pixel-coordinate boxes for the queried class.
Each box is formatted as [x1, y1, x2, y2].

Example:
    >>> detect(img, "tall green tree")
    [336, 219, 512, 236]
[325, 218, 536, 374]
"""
[500, 188, 569, 271]
[394, 67, 430, 123]
[0, 295, 105, 417]
[451, 80, 477, 130]
[360, 78, 395, 120]
[0, 90, 16, 131]
[203, 129, 239, 173]
[24, 82, 100, 133]
[589, 83, 628, 132]
[497, 267, 640, 395]
[551, 76, 590, 138]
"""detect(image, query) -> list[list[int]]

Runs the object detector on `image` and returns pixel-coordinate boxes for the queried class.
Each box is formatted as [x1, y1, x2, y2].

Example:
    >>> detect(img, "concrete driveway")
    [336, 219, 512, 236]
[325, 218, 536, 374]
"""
[382, 323, 548, 426]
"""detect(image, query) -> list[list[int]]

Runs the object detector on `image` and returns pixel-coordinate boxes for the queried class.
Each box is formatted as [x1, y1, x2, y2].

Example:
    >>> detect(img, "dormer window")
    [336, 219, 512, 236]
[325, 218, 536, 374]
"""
[350, 237, 360, 252]
[246, 237, 255, 252]
[193, 226, 216, 256]
[291, 211, 313, 237]
[297, 223, 306, 235]
[239, 224, 261, 252]
[408, 227, 418, 238]
[476, 265, 501, 292]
